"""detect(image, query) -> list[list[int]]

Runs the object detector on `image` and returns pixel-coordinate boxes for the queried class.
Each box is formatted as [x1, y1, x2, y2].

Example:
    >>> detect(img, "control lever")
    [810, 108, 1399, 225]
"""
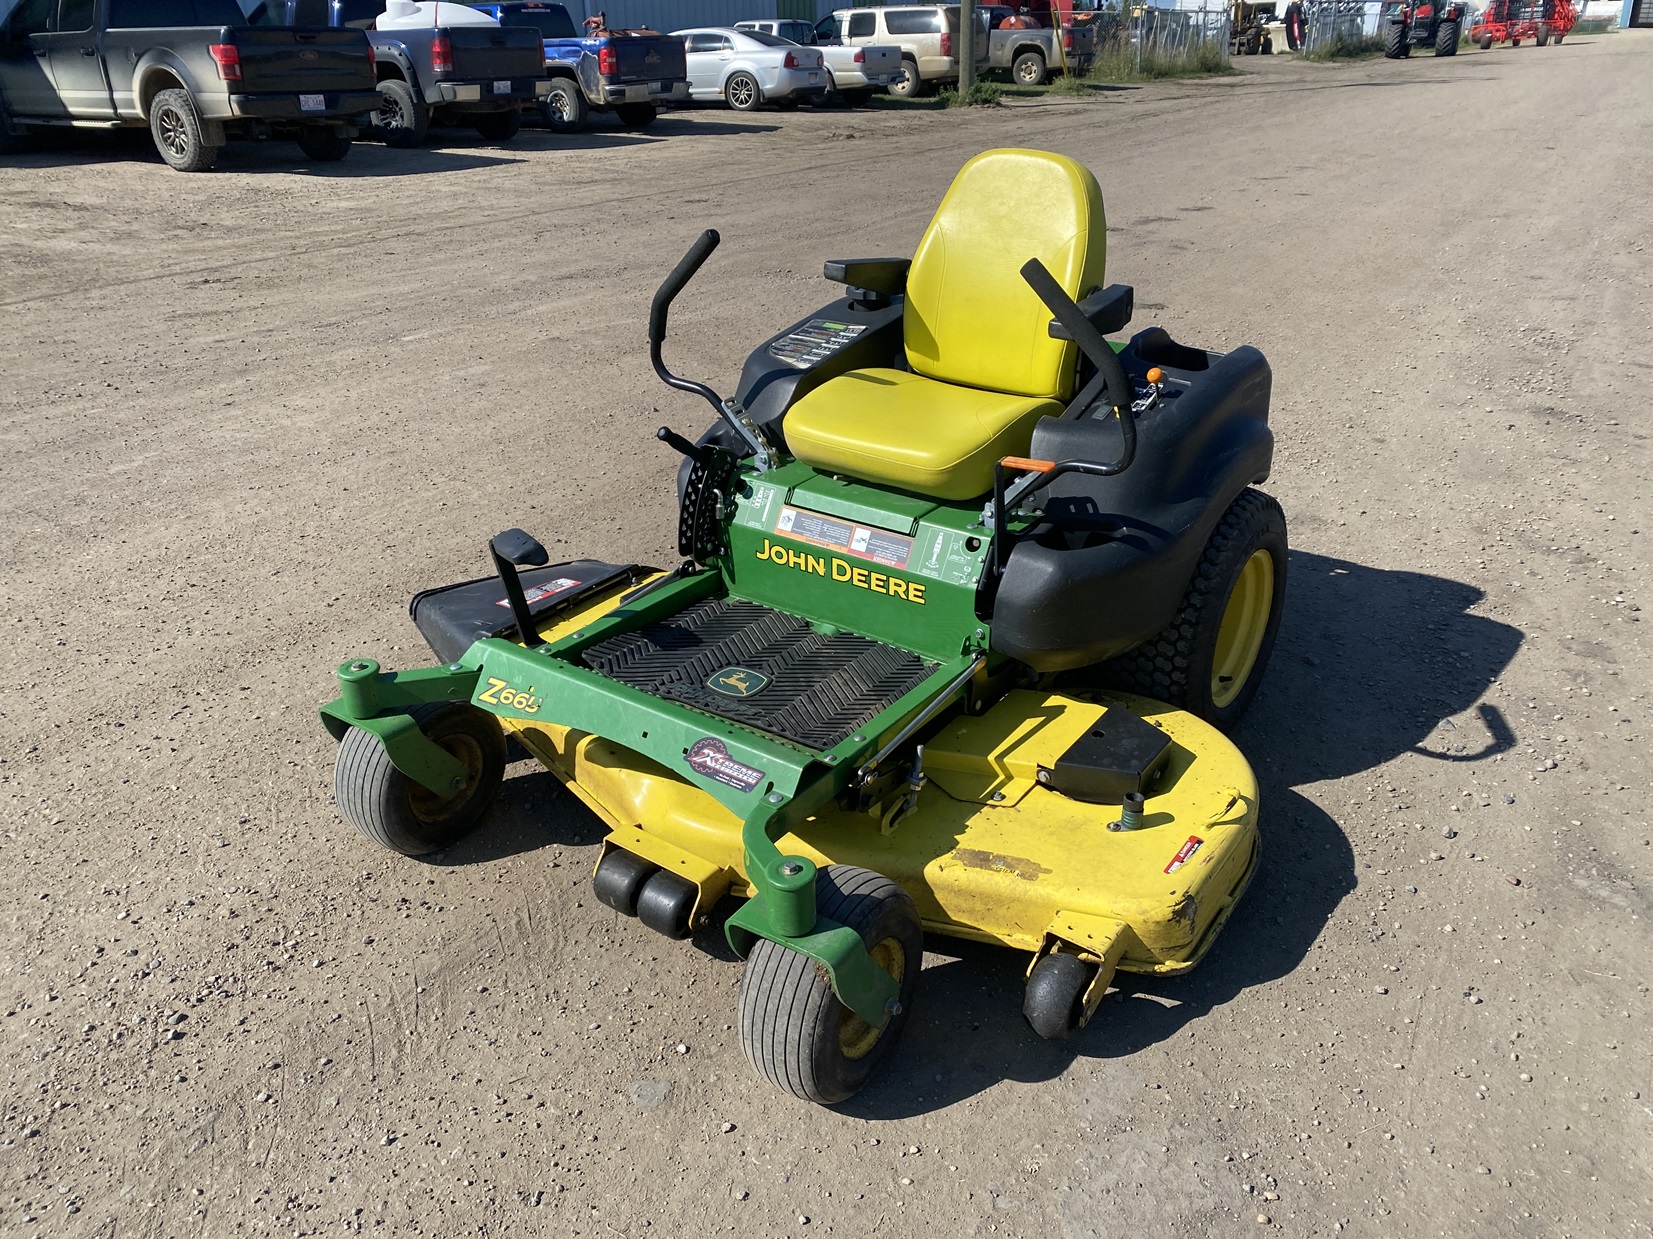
[656, 425, 709, 465]
[649, 231, 776, 471]
[489, 528, 550, 648]
[1019, 257, 1136, 424]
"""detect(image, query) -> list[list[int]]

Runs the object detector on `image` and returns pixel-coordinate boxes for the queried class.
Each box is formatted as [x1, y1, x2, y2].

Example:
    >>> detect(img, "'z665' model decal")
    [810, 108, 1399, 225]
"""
[478, 677, 540, 714]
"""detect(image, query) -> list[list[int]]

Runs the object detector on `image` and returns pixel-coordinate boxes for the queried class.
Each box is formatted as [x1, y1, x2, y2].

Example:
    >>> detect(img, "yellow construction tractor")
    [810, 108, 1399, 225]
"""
[1230, 1, 1278, 53]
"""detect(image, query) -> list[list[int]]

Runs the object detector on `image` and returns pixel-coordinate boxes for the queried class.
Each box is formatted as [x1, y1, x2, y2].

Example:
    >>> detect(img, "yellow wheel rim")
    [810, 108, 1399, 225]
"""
[1210, 550, 1274, 709]
[407, 732, 483, 824]
[837, 937, 905, 1061]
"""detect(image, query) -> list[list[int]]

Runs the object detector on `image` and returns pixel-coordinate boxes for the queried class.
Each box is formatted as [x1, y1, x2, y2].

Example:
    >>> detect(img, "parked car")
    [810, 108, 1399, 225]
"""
[469, 1, 688, 132]
[734, 17, 899, 106]
[815, 5, 982, 98]
[671, 27, 823, 112]
[252, 0, 550, 146]
[976, 4, 1095, 83]
[0, 0, 377, 169]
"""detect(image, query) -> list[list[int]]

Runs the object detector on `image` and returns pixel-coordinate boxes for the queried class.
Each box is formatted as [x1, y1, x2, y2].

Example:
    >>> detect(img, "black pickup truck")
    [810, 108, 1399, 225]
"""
[0, 0, 377, 169]
[255, 0, 550, 145]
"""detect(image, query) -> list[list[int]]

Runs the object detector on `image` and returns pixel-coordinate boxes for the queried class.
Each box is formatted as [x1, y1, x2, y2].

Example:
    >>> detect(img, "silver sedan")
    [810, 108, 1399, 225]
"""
[671, 27, 826, 111]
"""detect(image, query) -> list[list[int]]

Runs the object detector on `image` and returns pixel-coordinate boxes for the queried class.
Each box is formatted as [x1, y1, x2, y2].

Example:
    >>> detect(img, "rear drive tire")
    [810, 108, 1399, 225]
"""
[1437, 18, 1461, 52]
[149, 88, 219, 172]
[0, 102, 26, 156]
[614, 101, 656, 128]
[471, 108, 522, 142]
[374, 78, 428, 148]
[887, 58, 923, 98]
[807, 70, 839, 106]
[1013, 50, 1048, 85]
[724, 71, 762, 111]
[334, 701, 506, 857]
[738, 865, 921, 1105]
[295, 126, 351, 161]
[1383, 22, 1408, 56]
[540, 76, 589, 132]
[1096, 488, 1288, 732]
[1024, 952, 1092, 1041]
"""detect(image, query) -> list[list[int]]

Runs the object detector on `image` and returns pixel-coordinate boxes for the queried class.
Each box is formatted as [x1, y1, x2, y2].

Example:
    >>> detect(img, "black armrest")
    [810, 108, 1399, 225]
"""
[1048, 283, 1134, 341]
[823, 258, 911, 296]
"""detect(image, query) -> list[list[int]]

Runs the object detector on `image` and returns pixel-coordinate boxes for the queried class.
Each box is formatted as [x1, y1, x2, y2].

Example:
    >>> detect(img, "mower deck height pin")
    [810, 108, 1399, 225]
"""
[1107, 791, 1149, 832]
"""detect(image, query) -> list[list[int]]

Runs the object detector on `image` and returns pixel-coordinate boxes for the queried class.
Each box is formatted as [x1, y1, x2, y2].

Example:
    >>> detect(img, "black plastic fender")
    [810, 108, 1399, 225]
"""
[987, 331, 1274, 672]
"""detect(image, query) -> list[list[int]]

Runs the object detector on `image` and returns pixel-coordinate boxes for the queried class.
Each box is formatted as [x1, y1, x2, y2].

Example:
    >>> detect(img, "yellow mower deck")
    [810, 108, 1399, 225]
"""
[501, 583, 1259, 983]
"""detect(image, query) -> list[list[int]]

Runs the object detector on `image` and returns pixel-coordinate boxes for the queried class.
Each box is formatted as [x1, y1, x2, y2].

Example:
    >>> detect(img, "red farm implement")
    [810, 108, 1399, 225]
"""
[1470, 0, 1577, 47]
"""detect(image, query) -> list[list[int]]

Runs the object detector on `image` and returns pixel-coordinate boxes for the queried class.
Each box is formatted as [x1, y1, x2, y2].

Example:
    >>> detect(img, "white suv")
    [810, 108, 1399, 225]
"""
[816, 6, 982, 98]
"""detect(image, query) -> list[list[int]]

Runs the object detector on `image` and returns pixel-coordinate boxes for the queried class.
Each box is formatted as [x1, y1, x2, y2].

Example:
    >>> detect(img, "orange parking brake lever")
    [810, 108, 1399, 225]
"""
[999, 456, 1056, 474]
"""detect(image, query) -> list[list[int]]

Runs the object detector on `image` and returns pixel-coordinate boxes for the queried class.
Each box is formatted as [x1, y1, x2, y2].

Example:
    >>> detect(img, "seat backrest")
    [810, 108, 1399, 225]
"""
[903, 148, 1106, 401]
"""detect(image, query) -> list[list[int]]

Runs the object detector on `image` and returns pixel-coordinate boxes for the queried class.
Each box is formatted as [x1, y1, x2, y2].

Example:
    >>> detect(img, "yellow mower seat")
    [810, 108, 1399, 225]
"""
[784, 148, 1107, 501]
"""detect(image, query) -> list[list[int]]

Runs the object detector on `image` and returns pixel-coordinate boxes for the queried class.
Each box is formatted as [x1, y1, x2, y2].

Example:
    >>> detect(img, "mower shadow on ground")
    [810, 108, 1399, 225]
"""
[427, 767, 609, 866]
[840, 548, 1525, 1118]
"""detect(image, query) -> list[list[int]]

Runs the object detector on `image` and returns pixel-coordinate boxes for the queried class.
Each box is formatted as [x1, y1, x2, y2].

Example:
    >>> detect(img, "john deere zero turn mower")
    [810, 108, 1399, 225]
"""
[321, 149, 1287, 1104]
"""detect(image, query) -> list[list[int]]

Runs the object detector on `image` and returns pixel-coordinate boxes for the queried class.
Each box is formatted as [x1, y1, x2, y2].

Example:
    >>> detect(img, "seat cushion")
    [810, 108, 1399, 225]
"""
[784, 368, 1062, 501]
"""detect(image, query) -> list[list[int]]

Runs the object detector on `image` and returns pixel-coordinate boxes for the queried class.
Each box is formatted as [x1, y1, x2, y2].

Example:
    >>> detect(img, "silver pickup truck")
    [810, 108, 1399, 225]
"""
[733, 17, 899, 106]
[978, 5, 1096, 85]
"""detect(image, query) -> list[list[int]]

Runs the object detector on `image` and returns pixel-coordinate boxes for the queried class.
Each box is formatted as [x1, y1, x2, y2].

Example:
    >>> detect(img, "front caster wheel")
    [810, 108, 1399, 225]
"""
[593, 849, 658, 916]
[635, 870, 697, 939]
[738, 865, 921, 1105]
[334, 701, 505, 856]
[1023, 952, 1093, 1041]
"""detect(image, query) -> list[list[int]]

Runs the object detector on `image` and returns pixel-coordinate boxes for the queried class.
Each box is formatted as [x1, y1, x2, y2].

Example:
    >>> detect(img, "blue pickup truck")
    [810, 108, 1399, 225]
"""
[468, 2, 686, 131]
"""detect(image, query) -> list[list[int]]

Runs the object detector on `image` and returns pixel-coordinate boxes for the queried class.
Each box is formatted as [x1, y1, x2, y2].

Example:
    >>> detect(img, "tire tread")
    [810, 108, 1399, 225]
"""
[738, 865, 918, 1104]
[1094, 487, 1286, 729]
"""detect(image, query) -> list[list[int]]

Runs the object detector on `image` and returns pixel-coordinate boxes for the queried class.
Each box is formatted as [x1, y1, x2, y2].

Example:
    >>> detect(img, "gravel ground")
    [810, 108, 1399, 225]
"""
[2, 33, 1649, 1239]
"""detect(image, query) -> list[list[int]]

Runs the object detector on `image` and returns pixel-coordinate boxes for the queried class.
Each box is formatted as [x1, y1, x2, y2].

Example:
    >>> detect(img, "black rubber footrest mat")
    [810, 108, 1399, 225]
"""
[581, 598, 934, 751]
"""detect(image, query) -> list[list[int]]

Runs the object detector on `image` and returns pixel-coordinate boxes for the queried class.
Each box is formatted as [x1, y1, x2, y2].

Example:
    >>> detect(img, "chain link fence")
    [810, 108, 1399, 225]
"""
[1091, 6, 1234, 75]
[1301, 0, 1384, 53]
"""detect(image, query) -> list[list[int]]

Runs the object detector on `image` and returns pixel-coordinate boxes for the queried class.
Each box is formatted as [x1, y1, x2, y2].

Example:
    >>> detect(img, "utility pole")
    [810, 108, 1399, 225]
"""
[960, 0, 977, 93]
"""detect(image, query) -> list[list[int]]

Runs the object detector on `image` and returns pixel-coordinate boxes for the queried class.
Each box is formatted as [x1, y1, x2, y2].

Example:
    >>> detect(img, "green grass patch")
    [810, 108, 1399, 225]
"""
[1046, 71, 1092, 96]
[1090, 40, 1236, 81]
[1301, 33, 1388, 60]
[939, 79, 1005, 107]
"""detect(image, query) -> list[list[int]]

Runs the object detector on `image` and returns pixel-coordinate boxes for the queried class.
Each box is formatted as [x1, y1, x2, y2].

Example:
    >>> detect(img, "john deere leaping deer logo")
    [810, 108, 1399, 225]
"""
[706, 666, 769, 698]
